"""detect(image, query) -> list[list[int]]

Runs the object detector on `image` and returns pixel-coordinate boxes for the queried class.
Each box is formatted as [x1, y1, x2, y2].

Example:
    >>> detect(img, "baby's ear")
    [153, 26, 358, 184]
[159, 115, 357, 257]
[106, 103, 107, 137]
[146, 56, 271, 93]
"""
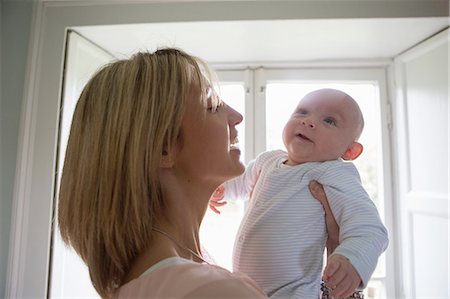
[341, 142, 363, 161]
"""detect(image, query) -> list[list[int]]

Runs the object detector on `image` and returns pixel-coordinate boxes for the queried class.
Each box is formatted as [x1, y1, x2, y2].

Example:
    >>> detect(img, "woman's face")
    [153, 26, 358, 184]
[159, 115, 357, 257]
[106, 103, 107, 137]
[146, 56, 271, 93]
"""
[174, 86, 245, 186]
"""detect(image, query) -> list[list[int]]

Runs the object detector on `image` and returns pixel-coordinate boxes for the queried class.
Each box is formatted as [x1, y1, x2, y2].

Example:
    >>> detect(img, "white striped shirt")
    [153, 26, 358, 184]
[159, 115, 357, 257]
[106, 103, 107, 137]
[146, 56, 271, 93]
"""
[224, 150, 389, 299]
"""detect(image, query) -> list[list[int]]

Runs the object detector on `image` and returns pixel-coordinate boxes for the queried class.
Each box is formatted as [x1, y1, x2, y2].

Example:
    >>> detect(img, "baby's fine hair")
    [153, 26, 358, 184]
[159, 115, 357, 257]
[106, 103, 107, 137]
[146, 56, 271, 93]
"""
[305, 88, 364, 140]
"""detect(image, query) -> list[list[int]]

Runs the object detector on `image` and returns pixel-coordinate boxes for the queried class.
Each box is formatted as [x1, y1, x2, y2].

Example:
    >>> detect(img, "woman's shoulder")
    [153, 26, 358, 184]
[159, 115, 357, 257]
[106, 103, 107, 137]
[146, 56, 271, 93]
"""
[112, 259, 266, 298]
[182, 263, 267, 298]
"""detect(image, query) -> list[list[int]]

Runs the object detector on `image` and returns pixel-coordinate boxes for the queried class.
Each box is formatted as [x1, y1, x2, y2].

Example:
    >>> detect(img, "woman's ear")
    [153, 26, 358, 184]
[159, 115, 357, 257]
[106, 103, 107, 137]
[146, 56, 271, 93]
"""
[160, 149, 175, 168]
[341, 142, 363, 161]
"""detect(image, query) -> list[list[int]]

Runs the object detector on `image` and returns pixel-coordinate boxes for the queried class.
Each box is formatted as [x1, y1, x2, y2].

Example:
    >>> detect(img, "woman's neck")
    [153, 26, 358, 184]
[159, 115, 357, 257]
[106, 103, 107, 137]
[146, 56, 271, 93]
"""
[123, 172, 216, 284]
[123, 214, 204, 284]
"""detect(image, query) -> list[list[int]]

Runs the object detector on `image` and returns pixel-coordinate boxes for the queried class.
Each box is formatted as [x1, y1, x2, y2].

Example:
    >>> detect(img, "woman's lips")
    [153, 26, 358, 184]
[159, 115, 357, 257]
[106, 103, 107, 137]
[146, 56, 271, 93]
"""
[230, 137, 240, 151]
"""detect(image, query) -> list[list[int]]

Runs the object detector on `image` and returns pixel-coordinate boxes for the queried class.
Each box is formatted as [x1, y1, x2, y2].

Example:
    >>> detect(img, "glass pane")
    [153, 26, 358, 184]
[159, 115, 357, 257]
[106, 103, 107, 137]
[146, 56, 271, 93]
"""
[365, 279, 386, 298]
[265, 82, 386, 296]
[218, 83, 246, 162]
[200, 83, 246, 270]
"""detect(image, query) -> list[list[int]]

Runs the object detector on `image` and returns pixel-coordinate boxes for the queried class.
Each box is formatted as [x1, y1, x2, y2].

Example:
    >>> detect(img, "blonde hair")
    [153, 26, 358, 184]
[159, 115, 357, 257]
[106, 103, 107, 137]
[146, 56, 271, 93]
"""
[58, 49, 212, 298]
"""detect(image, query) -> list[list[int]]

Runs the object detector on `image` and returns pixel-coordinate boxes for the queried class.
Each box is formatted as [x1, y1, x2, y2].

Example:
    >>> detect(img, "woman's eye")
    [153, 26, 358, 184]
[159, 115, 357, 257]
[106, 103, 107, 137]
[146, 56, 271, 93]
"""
[208, 99, 225, 113]
[206, 97, 217, 113]
[206, 90, 225, 113]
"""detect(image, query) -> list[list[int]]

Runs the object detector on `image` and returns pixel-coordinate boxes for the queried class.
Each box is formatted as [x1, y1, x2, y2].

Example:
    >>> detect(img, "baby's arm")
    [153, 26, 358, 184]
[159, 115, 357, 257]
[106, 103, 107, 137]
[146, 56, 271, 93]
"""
[318, 161, 389, 291]
[223, 158, 260, 200]
[208, 158, 260, 213]
[209, 185, 227, 214]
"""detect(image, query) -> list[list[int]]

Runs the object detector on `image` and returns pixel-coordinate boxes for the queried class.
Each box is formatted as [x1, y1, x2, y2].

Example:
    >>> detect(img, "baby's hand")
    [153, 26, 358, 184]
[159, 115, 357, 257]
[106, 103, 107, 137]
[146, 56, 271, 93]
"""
[209, 185, 227, 214]
[322, 254, 362, 298]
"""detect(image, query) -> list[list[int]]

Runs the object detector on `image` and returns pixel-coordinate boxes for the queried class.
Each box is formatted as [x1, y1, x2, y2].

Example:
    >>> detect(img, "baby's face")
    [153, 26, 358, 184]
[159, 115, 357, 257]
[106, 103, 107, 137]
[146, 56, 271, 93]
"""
[282, 89, 362, 165]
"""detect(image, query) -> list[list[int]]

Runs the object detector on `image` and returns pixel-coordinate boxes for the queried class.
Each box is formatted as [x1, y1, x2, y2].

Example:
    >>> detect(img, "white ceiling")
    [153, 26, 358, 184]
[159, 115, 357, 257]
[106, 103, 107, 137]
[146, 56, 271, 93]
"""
[75, 17, 449, 64]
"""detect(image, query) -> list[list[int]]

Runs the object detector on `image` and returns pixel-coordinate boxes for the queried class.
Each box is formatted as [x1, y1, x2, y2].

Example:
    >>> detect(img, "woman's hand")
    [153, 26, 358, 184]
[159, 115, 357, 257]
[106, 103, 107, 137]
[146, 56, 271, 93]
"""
[308, 180, 339, 255]
[310, 181, 362, 297]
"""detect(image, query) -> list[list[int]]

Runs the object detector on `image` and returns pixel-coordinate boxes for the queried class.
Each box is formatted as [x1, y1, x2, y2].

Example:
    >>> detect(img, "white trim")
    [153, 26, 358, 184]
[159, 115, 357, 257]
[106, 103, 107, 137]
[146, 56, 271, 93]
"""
[385, 64, 404, 298]
[212, 59, 393, 70]
[254, 68, 267, 156]
[378, 65, 398, 299]
[44, 0, 265, 5]
[391, 51, 413, 299]
[6, 1, 45, 298]
[244, 69, 255, 162]
[27, 0, 450, 18]
[395, 28, 450, 62]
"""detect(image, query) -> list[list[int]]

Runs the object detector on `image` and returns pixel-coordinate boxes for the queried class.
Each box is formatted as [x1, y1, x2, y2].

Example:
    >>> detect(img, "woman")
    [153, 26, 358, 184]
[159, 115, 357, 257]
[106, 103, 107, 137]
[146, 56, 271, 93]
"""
[58, 48, 338, 298]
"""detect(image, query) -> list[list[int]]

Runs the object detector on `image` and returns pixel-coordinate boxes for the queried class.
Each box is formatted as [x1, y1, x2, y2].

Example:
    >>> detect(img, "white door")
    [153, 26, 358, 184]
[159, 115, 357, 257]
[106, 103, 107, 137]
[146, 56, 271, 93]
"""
[393, 29, 449, 298]
[49, 31, 114, 299]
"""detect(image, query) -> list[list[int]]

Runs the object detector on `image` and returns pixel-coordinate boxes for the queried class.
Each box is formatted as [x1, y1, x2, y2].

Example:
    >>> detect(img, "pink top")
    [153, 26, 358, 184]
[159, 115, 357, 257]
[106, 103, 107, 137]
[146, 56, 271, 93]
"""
[112, 257, 267, 298]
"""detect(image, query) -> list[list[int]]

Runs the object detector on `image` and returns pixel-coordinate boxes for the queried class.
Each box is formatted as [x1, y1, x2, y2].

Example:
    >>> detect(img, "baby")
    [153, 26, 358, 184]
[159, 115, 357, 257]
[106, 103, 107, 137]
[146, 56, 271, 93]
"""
[211, 89, 389, 298]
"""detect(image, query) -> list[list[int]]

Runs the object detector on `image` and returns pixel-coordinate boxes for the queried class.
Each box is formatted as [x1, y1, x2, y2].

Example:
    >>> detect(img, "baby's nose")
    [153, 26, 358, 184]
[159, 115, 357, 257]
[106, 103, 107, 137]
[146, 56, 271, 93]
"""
[302, 118, 315, 128]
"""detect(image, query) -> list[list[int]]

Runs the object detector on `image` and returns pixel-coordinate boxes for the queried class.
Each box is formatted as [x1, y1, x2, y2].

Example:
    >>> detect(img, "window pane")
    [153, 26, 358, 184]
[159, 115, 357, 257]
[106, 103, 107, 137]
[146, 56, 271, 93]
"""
[218, 83, 246, 162]
[365, 279, 387, 298]
[200, 83, 246, 270]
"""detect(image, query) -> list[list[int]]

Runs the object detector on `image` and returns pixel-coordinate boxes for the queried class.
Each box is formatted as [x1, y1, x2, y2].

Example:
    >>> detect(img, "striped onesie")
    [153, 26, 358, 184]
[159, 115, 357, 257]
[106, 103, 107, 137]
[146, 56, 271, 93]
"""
[224, 150, 388, 299]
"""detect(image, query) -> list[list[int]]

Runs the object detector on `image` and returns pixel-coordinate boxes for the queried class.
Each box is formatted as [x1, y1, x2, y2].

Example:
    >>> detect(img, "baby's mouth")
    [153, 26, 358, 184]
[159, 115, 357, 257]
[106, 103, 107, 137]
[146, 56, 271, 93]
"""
[297, 133, 312, 142]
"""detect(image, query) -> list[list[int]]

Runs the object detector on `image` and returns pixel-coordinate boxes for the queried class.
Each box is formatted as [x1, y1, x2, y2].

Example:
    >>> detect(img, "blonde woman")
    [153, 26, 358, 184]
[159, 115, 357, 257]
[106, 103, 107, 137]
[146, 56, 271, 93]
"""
[58, 48, 337, 298]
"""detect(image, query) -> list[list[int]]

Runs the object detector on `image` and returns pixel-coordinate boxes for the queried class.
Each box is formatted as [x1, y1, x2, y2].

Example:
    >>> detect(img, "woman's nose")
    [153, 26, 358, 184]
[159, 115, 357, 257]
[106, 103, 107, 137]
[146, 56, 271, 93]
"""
[228, 105, 243, 126]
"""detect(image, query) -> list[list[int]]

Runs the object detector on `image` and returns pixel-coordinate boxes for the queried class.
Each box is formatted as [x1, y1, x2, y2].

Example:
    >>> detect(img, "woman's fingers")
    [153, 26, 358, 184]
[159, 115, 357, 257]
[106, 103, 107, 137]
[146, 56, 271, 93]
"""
[309, 180, 328, 207]
[309, 180, 340, 254]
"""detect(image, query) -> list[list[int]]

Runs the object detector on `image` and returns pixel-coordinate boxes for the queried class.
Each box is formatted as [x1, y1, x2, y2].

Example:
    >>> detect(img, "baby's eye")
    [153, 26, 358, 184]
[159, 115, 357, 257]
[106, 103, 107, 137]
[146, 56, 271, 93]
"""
[324, 117, 337, 126]
[294, 108, 308, 116]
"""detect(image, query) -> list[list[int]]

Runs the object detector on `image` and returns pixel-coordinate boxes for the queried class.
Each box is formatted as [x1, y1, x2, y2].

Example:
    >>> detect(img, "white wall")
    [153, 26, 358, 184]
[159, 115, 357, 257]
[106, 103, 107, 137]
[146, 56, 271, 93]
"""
[2, 1, 449, 298]
[0, 1, 33, 298]
[0, 0, 3, 293]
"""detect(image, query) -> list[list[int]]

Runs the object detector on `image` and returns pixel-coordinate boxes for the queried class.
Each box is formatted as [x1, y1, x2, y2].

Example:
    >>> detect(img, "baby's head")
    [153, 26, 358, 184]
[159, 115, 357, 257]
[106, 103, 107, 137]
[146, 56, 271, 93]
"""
[282, 88, 364, 165]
